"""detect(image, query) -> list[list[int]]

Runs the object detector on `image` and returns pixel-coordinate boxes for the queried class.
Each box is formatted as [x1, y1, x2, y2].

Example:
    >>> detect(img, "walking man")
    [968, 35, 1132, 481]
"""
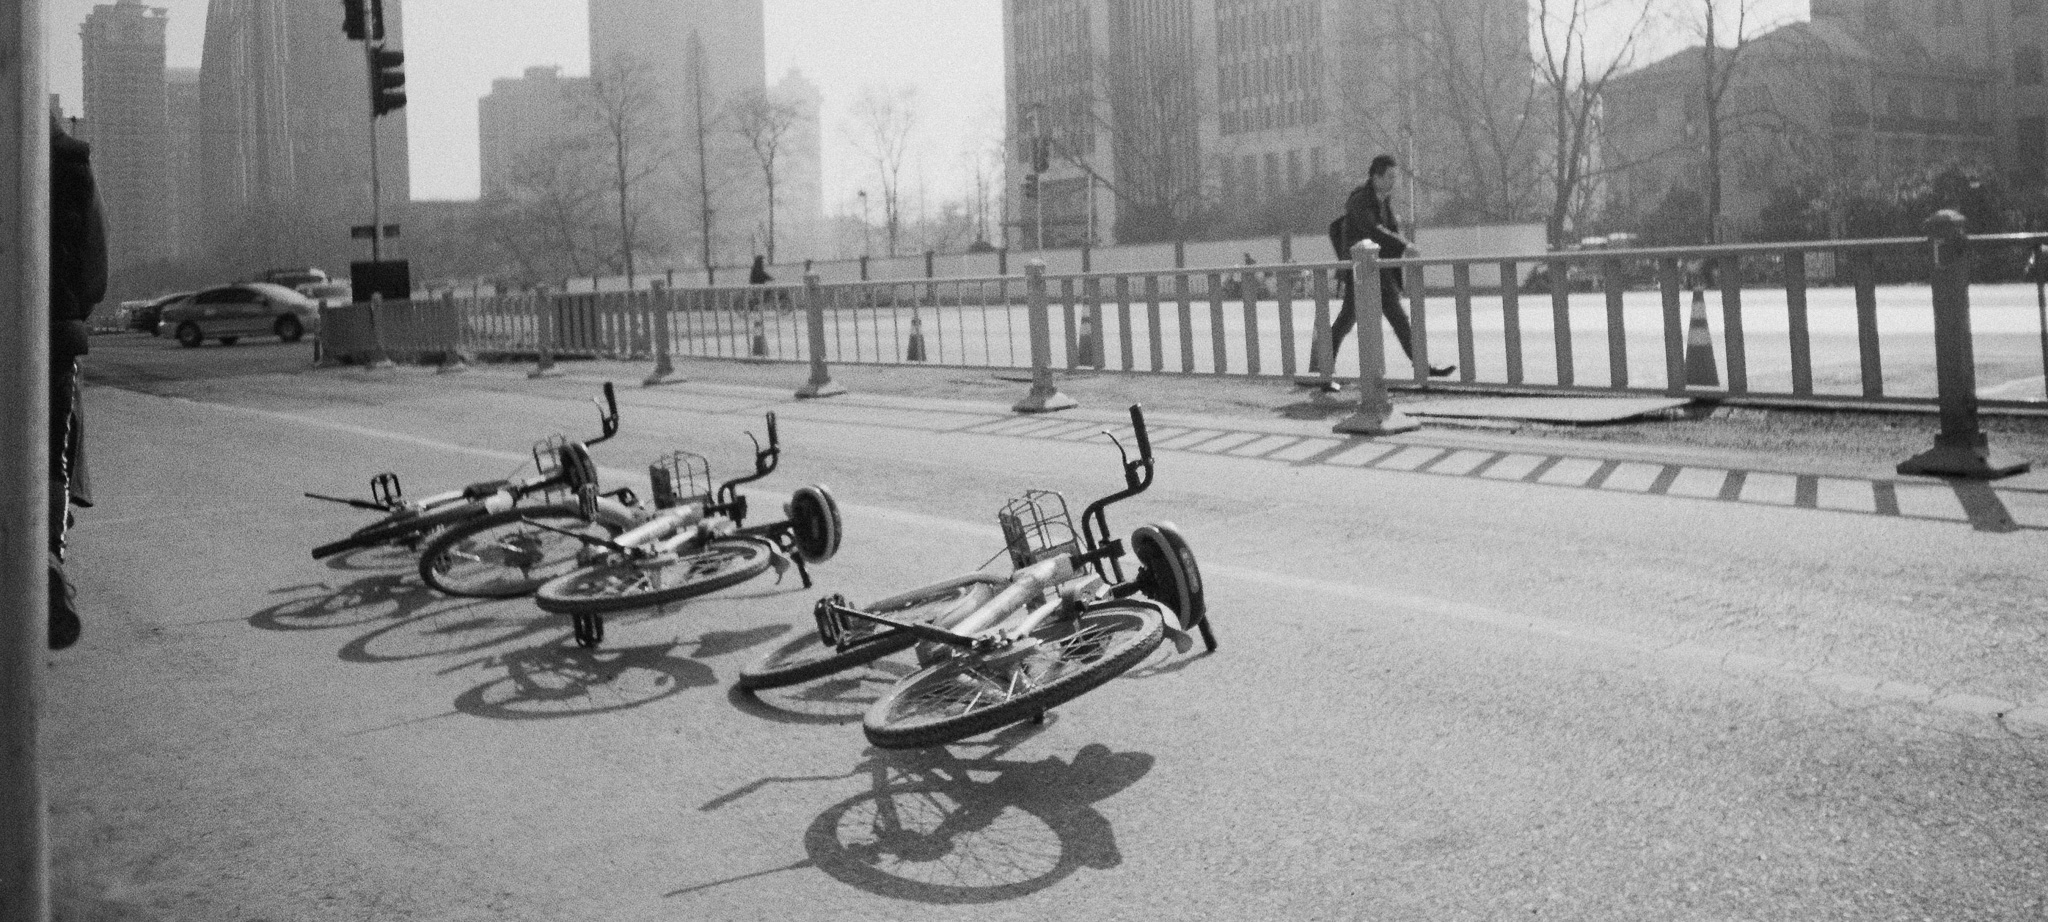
[1322, 154, 1452, 378]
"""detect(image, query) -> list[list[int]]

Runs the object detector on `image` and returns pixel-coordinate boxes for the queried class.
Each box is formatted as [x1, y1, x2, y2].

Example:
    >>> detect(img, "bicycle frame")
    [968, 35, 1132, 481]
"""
[306, 382, 620, 514]
[813, 404, 1157, 655]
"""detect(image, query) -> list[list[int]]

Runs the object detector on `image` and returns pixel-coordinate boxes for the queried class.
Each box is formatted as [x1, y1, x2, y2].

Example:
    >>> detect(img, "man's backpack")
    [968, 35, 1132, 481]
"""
[50, 123, 109, 332]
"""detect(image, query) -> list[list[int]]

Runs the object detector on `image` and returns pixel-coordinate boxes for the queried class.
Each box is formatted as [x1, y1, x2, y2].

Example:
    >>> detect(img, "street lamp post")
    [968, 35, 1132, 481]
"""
[858, 190, 871, 258]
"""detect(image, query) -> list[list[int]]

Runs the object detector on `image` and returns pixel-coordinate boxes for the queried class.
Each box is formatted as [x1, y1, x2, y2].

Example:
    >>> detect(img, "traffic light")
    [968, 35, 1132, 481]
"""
[371, 48, 406, 117]
[342, 0, 366, 39]
[1022, 174, 1039, 200]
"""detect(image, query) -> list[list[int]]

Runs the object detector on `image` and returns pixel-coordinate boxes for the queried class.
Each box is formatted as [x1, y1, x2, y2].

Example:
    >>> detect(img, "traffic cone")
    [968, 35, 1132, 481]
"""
[1076, 312, 1103, 368]
[906, 313, 928, 362]
[750, 314, 768, 359]
[1684, 288, 1719, 387]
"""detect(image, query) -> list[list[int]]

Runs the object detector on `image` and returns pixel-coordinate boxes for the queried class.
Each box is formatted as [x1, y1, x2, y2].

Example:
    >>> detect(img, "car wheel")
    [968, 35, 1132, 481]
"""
[275, 315, 305, 343]
[175, 322, 203, 348]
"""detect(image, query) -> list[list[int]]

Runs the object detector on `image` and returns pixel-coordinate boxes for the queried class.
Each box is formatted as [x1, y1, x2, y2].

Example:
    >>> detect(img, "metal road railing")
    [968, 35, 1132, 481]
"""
[317, 217, 2045, 474]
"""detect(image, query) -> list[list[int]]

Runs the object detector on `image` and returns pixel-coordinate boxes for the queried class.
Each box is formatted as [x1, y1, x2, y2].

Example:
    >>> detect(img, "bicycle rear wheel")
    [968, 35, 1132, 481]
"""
[736, 573, 1005, 691]
[863, 601, 1165, 749]
[535, 537, 772, 616]
[418, 504, 609, 598]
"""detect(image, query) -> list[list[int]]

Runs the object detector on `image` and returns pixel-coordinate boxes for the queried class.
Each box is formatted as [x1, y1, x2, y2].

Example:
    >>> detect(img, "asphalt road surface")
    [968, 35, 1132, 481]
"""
[48, 334, 2048, 921]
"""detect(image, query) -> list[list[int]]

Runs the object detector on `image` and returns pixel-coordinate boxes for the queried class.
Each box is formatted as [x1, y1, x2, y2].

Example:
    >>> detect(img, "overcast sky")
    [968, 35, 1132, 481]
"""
[43, 1, 1811, 211]
[43, 0, 1006, 210]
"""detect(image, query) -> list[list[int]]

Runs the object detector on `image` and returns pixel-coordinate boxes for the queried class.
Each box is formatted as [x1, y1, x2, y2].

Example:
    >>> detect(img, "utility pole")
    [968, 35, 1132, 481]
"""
[3, 3, 52, 918]
[690, 30, 715, 278]
[346, 0, 405, 271]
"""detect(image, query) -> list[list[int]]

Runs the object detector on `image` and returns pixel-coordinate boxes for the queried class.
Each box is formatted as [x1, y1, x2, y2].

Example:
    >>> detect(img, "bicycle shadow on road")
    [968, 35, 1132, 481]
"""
[678, 731, 1153, 904]
[728, 658, 920, 726]
[247, 571, 447, 634]
[436, 623, 787, 721]
[444, 637, 718, 720]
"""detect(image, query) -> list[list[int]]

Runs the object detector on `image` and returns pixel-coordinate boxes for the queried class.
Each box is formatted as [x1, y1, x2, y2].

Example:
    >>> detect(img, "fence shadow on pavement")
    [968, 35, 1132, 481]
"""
[947, 405, 2045, 535]
[674, 731, 1150, 904]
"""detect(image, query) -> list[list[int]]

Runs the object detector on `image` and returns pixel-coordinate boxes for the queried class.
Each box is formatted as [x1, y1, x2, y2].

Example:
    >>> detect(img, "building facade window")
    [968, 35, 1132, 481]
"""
[2017, 117, 2046, 182]
[2017, 45, 2044, 86]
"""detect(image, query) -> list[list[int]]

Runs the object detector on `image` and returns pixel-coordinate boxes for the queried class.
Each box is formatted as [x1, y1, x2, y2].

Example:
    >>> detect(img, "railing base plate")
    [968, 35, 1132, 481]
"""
[1333, 408, 1422, 436]
[1012, 390, 1077, 414]
[796, 381, 846, 399]
[1897, 443, 2033, 480]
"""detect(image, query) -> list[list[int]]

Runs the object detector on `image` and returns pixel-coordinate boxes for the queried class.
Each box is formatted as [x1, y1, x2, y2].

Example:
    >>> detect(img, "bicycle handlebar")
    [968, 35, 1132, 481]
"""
[588, 382, 620, 446]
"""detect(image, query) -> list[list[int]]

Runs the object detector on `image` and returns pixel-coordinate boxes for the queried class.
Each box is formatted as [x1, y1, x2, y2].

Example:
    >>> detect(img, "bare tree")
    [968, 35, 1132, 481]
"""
[1083, 36, 1206, 242]
[582, 51, 675, 286]
[729, 87, 803, 264]
[848, 85, 918, 257]
[1674, 0, 1794, 240]
[1396, 0, 1548, 228]
[479, 136, 609, 285]
[1532, 0, 1656, 243]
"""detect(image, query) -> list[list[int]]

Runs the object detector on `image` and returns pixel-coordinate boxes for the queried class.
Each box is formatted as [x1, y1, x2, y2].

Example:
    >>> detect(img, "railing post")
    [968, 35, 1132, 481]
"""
[1898, 211, 2031, 478]
[1334, 241, 1421, 435]
[367, 293, 395, 369]
[643, 281, 683, 386]
[795, 272, 845, 398]
[435, 290, 468, 373]
[1013, 260, 1077, 413]
[528, 288, 562, 379]
[2, 13, 52, 914]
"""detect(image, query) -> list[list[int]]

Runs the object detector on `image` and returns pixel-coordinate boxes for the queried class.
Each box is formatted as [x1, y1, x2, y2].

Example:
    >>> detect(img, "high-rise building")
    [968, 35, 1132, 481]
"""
[80, 0, 169, 268]
[588, 0, 769, 270]
[478, 66, 591, 199]
[198, 0, 410, 277]
[164, 66, 201, 259]
[1004, 0, 1531, 247]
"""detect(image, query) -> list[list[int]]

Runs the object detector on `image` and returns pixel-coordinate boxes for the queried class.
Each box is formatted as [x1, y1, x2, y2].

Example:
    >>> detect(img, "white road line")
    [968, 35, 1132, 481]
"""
[148, 389, 2048, 731]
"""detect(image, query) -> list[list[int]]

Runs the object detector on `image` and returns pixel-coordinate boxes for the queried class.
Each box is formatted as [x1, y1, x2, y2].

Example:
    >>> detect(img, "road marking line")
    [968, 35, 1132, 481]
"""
[140, 388, 2046, 731]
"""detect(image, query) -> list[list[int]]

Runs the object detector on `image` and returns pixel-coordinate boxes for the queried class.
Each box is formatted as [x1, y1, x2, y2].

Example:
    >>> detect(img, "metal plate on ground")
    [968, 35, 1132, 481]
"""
[1407, 397, 1692, 424]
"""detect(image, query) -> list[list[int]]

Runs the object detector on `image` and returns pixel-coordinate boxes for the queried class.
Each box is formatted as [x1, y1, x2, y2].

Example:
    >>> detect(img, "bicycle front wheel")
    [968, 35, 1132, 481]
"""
[534, 538, 773, 615]
[418, 504, 609, 598]
[736, 573, 1006, 691]
[863, 601, 1165, 749]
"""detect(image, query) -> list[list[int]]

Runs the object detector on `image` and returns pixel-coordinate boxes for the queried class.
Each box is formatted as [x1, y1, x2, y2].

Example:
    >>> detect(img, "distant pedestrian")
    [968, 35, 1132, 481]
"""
[47, 115, 108, 649]
[1321, 153, 1452, 378]
[748, 255, 787, 310]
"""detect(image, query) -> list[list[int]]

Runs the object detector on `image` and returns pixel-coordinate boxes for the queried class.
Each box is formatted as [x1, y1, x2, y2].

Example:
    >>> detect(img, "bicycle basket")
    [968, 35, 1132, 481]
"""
[998, 489, 1079, 570]
[530, 435, 573, 502]
[648, 450, 713, 510]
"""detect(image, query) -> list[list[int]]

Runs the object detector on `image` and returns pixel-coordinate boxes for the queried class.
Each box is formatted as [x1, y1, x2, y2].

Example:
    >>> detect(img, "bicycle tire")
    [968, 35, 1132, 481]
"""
[736, 573, 1006, 691]
[311, 499, 487, 560]
[787, 484, 843, 563]
[863, 601, 1165, 749]
[417, 504, 611, 598]
[534, 537, 773, 616]
[1129, 522, 1207, 633]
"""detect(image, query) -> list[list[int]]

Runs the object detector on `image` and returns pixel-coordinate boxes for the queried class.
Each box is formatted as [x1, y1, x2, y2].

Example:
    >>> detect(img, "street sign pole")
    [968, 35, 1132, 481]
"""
[2, 0, 54, 919]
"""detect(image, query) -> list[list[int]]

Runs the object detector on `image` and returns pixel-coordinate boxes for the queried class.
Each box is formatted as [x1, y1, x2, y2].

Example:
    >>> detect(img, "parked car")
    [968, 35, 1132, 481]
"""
[161, 282, 318, 347]
[126, 291, 193, 335]
[297, 280, 352, 309]
[261, 267, 328, 290]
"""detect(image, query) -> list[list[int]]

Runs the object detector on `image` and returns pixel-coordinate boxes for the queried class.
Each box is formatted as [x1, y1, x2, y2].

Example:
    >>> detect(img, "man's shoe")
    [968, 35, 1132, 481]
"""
[1429, 364, 1457, 378]
[48, 566, 80, 650]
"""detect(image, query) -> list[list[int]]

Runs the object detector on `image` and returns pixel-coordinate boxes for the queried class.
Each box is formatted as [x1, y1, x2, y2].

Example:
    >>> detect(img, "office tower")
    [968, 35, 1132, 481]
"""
[164, 66, 201, 259]
[478, 66, 591, 199]
[80, 0, 169, 267]
[588, 0, 769, 271]
[768, 68, 824, 264]
[197, 0, 410, 276]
